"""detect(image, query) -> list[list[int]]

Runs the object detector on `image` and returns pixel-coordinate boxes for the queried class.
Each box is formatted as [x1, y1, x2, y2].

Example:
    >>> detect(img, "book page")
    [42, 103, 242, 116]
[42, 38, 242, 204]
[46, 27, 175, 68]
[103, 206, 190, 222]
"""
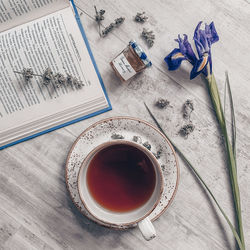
[0, 0, 69, 32]
[0, 6, 108, 139]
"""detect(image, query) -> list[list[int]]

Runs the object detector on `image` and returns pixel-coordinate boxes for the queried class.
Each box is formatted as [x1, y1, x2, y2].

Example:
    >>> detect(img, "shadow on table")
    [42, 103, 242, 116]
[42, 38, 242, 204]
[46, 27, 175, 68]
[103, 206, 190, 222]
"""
[160, 60, 205, 88]
[65, 190, 135, 249]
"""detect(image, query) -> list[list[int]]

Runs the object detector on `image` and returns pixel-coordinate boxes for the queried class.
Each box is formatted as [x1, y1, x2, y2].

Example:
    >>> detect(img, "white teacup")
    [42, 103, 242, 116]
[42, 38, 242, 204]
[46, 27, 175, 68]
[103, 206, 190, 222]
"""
[77, 140, 164, 240]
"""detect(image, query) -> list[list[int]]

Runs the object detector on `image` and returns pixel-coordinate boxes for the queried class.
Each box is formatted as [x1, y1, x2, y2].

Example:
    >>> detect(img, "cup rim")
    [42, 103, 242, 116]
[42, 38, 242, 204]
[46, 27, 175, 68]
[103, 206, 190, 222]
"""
[77, 140, 164, 227]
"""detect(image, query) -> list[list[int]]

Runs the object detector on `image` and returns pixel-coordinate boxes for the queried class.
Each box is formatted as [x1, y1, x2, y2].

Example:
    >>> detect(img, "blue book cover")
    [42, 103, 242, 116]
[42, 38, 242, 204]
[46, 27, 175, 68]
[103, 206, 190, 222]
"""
[0, 0, 112, 150]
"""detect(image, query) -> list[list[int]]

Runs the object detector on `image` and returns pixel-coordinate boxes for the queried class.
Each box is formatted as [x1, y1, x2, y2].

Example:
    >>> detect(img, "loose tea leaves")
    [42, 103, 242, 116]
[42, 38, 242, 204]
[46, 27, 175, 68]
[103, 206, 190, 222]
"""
[161, 164, 166, 171]
[153, 146, 163, 159]
[134, 12, 148, 23]
[143, 141, 151, 150]
[111, 133, 124, 139]
[132, 135, 142, 144]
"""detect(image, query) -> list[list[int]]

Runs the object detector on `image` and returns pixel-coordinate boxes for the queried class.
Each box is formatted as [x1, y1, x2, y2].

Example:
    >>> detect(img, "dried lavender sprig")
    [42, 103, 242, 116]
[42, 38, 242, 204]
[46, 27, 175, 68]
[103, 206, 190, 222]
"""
[134, 12, 148, 23]
[72, 77, 84, 89]
[183, 99, 194, 120]
[42, 67, 53, 86]
[66, 73, 74, 86]
[54, 73, 84, 89]
[141, 28, 155, 47]
[54, 73, 66, 88]
[101, 17, 125, 37]
[14, 70, 43, 77]
[14, 68, 83, 89]
[94, 5, 105, 37]
[14, 68, 42, 83]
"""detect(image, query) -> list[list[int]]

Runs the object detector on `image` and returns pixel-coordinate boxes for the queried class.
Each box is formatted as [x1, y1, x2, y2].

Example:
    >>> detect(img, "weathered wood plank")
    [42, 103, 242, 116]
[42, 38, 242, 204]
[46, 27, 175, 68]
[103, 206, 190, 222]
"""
[0, 0, 249, 249]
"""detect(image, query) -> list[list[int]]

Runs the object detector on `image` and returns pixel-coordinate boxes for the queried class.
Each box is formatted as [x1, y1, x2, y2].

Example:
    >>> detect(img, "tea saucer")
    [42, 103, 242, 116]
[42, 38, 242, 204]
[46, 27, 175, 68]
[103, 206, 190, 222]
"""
[65, 117, 179, 229]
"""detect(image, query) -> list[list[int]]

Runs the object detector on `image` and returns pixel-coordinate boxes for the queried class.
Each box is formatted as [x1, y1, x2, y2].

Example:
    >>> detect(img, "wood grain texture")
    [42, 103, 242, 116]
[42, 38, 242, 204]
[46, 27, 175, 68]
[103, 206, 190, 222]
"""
[0, 0, 249, 249]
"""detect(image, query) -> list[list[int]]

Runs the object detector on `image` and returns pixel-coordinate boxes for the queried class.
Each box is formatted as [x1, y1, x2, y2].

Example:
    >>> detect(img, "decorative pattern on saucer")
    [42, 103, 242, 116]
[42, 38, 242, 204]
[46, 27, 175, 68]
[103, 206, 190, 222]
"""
[65, 117, 179, 229]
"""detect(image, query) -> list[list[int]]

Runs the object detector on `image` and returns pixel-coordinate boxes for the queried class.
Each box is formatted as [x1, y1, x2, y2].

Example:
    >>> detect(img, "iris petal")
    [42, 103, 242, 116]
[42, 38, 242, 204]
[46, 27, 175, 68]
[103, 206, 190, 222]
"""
[175, 34, 197, 64]
[190, 54, 208, 79]
[164, 48, 186, 71]
[209, 22, 219, 44]
[194, 21, 202, 41]
[182, 34, 197, 64]
[165, 21, 218, 78]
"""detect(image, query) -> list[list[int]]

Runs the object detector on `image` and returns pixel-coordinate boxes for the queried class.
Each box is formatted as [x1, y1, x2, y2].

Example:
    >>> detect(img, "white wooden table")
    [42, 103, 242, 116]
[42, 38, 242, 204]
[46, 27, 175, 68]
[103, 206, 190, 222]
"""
[0, 0, 249, 249]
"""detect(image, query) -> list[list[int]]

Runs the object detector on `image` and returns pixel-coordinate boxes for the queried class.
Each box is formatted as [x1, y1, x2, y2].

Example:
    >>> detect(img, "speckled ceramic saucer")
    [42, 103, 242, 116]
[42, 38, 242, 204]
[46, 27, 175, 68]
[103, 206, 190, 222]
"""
[65, 117, 179, 229]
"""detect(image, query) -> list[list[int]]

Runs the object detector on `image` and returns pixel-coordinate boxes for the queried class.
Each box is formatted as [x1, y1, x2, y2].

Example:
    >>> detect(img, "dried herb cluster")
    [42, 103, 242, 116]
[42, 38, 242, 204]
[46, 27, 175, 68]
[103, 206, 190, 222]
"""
[94, 6, 105, 23]
[141, 28, 155, 47]
[180, 100, 195, 138]
[14, 67, 84, 89]
[134, 11, 155, 47]
[134, 12, 148, 23]
[155, 98, 170, 109]
[154, 98, 195, 138]
[179, 123, 195, 138]
[183, 99, 194, 120]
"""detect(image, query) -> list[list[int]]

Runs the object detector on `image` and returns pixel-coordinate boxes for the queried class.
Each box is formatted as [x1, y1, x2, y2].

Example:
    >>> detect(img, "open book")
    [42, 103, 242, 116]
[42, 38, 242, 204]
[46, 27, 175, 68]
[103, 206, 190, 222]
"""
[0, 0, 111, 150]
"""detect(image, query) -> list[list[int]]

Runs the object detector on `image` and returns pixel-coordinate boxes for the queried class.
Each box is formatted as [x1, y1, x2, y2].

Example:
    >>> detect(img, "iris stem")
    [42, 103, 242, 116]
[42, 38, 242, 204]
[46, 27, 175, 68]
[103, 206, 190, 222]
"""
[205, 73, 245, 249]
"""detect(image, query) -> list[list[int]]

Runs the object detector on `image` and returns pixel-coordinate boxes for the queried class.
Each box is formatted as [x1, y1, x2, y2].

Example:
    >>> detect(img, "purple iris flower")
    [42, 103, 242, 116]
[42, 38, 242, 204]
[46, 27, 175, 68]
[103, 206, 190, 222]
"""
[164, 21, 219, 79]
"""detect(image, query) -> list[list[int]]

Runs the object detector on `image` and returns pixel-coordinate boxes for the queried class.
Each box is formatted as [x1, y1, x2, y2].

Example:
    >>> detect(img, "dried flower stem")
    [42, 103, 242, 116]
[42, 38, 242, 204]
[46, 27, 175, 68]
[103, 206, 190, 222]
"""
[94, 5, 105, 37]
[76, 5, 97, 22]
[13, 71, 42, 77]
[101, 17, 125, 37]
[94, 6, 100, 36]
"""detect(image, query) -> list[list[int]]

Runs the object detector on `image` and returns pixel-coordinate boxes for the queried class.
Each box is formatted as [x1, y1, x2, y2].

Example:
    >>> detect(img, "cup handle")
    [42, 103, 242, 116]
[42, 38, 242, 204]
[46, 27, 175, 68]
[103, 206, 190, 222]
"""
[138, 217, 156, 241]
